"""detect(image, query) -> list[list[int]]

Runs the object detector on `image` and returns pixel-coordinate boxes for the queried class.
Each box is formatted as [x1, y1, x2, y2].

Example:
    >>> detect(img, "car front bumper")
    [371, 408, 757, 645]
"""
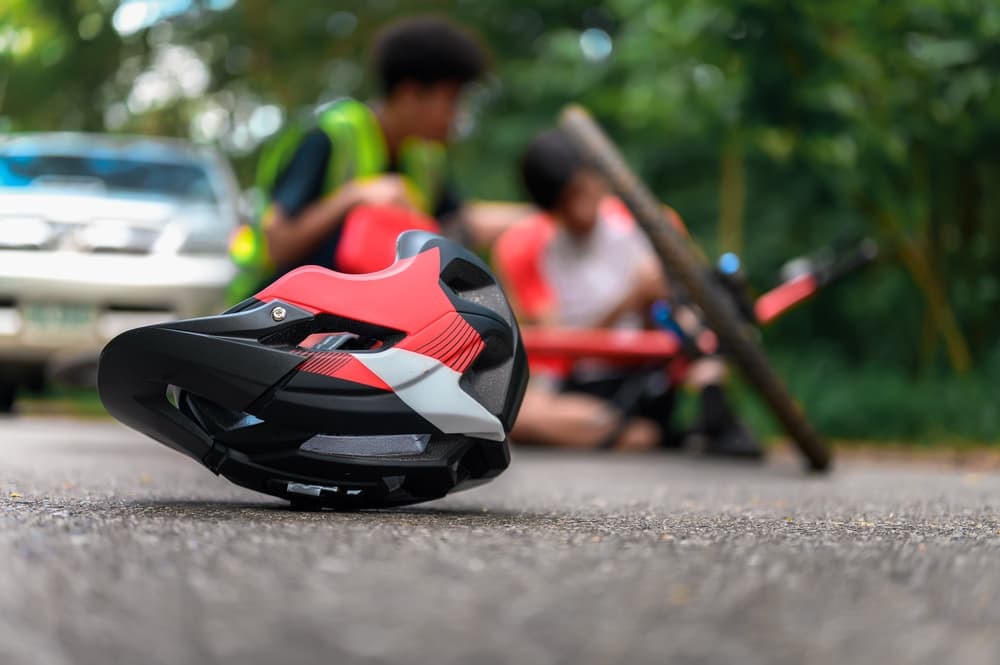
[0, 250, 236, 375]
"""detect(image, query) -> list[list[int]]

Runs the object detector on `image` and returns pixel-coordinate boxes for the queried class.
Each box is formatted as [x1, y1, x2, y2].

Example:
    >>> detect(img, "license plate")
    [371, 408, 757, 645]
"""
[22, 303, 97, 335]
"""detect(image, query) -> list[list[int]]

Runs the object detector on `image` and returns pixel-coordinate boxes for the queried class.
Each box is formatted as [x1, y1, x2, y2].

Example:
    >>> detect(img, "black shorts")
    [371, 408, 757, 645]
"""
[560, 367, 682, 447]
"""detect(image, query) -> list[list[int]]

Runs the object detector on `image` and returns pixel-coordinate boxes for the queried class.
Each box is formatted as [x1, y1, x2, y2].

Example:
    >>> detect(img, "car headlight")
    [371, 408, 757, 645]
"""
[177, 228, 231, 255]
[76, 220, 158, 253]
[153, 222, 231, 256]
[0, 216, 56, 249]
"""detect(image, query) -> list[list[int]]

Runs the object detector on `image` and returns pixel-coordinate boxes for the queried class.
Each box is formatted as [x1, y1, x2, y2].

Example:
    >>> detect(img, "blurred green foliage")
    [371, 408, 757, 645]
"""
[2, 0, 998, 441]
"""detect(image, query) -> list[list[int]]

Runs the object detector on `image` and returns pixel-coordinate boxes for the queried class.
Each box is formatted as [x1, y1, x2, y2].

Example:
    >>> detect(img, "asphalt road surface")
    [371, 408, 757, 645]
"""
[3, 417, 1000, 665]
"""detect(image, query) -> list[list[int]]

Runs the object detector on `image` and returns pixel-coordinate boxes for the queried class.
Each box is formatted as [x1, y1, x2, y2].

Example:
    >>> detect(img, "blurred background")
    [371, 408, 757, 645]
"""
[1, 0, 997, 444]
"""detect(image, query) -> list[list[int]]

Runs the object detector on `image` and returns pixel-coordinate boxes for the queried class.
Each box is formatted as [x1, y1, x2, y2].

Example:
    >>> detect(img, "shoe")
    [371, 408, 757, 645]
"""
[685, 421, 764, 461]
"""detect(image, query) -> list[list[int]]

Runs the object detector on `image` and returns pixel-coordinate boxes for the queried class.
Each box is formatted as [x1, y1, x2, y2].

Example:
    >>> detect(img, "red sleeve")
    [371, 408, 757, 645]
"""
[493, 214, 556, 321]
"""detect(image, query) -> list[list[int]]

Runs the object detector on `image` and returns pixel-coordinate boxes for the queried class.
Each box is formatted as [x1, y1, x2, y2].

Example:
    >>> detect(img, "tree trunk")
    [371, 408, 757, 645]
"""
[718, 137, 745, 254]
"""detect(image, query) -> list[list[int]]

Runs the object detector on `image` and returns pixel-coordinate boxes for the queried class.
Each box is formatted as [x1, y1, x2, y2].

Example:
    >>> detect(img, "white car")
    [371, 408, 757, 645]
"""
[0, 133, 240, 411]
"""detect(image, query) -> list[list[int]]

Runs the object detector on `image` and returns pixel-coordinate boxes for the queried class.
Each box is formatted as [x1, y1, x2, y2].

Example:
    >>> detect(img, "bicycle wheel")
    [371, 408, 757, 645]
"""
[559, 105, 831, 471]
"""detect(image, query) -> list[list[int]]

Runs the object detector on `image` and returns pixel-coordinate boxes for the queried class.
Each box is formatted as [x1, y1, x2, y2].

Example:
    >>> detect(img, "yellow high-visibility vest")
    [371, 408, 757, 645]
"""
[228, 98, 446, 303]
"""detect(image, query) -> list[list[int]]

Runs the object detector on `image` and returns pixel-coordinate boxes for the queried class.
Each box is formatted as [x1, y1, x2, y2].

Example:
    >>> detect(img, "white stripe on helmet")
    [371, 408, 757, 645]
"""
[354, 347, 505, 442]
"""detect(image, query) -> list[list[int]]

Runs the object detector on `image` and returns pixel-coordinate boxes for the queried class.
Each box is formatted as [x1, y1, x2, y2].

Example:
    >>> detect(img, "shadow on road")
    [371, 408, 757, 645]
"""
[122, 498, 545, 525]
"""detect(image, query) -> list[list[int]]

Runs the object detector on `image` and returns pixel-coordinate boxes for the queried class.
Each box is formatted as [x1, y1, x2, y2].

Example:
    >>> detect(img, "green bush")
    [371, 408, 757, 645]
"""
[729, 345, 1000, 445]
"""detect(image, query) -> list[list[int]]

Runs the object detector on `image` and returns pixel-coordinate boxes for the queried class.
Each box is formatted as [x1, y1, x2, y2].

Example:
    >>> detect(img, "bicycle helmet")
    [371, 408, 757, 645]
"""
[98, 231, 528, 509]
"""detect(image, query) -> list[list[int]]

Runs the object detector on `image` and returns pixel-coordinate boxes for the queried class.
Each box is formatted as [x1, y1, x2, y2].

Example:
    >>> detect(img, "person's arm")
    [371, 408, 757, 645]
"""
[459, 201, 535, 251]
[265, 176, 412, 266]
[262, 128, 416, 267]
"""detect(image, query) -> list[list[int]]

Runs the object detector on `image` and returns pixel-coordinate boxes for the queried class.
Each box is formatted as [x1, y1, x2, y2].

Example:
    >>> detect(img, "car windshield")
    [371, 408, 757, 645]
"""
[0, 153, 217, 203]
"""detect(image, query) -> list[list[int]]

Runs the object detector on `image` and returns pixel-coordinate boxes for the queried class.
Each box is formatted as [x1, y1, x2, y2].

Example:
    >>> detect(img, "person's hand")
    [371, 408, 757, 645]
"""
[599, 260, 668, 327]
[342, 174, 415, 211]
[619, 263, 666, 313]
[621, 280, 651, 314]
[599, 280, 651, 327]
[634, 258, 667, 302]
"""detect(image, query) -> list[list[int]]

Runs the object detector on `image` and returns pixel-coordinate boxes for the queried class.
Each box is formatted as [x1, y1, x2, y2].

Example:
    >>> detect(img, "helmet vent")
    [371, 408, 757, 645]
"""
[440, 258, 493, 295]
[296, 332, 382, 352]
[259, 313, 404, 350]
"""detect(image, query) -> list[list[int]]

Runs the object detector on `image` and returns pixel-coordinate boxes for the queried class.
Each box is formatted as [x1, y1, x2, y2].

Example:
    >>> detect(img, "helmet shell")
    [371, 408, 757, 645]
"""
[99, 231, 528, 509]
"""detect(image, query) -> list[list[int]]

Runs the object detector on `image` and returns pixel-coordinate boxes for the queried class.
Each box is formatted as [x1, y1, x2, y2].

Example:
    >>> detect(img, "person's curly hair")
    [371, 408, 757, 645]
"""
[371, 16, 490, 95]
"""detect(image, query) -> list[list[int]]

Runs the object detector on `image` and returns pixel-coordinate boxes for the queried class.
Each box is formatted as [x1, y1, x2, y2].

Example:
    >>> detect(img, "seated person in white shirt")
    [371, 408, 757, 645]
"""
[494, 129, 760, 457]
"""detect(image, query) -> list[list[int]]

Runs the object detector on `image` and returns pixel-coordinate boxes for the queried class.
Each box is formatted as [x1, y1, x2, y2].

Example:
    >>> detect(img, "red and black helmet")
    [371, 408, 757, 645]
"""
[98, 231, 528, 509]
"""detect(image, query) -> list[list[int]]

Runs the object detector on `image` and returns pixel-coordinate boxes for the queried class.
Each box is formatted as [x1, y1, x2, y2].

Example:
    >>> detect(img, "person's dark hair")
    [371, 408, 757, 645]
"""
[372, 16, 489, 95]
[520, 129, 589, 211]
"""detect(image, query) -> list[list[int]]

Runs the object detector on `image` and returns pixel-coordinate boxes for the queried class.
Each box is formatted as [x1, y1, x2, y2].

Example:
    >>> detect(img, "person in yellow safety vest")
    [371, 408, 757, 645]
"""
[229, 16, 530, 302]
